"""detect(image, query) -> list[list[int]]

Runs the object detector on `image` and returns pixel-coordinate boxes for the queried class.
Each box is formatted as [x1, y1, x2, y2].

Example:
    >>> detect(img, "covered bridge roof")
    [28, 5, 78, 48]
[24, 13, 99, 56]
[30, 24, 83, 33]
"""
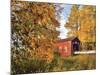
[56, 37, 80, 43]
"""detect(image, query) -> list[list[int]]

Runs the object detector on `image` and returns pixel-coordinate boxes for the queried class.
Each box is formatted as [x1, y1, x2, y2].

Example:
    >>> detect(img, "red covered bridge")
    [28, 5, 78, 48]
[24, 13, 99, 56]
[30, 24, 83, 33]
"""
[55, 37, 80, 57]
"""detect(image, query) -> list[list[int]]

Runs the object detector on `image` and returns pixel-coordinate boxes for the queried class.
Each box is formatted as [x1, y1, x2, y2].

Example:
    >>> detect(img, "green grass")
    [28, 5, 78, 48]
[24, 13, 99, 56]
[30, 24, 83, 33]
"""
[51, 54, 96, 72]
[11, 54, 96, 74]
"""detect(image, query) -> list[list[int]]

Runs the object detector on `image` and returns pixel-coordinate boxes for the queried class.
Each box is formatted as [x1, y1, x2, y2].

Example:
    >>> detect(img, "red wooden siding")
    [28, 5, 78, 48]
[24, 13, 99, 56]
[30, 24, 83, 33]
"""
[55, 41, 72, 57]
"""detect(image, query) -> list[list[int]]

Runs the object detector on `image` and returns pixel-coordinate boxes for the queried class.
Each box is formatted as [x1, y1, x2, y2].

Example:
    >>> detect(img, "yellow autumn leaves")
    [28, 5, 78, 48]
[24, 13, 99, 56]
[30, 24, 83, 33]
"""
[12, 1, 60, 64]
[65, 5, 96, 42]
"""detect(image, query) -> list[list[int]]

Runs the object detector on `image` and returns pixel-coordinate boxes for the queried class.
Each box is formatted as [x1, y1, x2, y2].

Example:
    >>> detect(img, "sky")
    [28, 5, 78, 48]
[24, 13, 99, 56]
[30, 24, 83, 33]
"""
[57, 4, 72, 39]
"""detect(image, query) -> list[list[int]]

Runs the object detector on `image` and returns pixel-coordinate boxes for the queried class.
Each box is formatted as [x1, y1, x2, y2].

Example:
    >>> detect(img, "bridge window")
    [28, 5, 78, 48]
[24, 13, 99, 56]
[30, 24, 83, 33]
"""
[59, 46, 62, 50]
[64, 47, 68, 52]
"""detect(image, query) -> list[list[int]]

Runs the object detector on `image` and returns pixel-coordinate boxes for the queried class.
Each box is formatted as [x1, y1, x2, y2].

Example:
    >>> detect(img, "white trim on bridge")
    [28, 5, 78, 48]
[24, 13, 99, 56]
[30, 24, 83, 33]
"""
[74, 50, 96, 54]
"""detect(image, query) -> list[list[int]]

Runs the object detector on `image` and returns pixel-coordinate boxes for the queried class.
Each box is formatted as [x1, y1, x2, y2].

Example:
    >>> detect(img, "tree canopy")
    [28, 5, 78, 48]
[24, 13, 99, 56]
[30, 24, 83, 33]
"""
[65, 5, 96, 42]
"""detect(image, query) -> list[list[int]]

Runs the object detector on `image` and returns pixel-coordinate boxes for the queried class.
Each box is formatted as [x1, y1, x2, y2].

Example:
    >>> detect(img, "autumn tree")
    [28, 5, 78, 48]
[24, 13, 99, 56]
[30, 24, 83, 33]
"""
[78, 5, 96, 42]
[65, 5, 96, 50]
[11, 1, 60, 74]
[78, 5, 96, 50]
[65, 5, 79, 37]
